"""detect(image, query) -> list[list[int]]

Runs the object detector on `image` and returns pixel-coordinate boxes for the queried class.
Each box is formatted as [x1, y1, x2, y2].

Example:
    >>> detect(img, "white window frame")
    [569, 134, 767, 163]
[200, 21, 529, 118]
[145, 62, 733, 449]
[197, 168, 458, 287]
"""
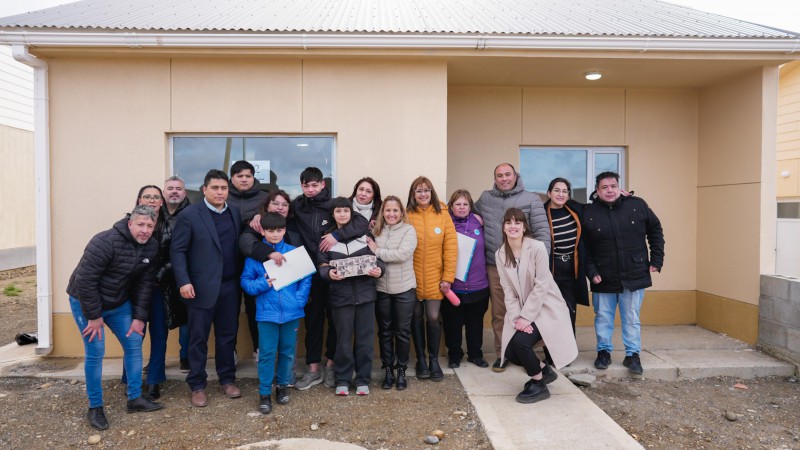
[519, 146, 626, 201]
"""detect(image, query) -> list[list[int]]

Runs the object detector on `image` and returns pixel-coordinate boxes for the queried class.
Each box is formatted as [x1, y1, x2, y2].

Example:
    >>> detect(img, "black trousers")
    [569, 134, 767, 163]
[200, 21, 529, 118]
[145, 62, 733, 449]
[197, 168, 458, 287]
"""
[331, 302, 375, 386]
[243, 292, 258, 350]
[441, 288, 490, 362]
[504, 327, 544, 377]
[186, 279, 240, 391]
[304, 275, 336, 364]
[376, 289, 416, 368]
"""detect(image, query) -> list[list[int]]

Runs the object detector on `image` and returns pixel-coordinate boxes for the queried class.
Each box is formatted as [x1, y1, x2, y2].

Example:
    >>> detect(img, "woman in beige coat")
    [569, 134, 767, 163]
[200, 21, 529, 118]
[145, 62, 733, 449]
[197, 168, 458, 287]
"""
[496, 208, 578, 404]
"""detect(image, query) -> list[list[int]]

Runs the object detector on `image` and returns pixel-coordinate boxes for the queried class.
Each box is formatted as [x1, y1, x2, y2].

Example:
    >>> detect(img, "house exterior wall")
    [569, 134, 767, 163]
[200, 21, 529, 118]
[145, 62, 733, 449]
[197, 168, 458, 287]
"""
[696, 67, 778, 344]
[447, 86, 698, 328]
[47, 56, 447, 356]
[0, 123, 35, 270]
[777, 61, 800, 199]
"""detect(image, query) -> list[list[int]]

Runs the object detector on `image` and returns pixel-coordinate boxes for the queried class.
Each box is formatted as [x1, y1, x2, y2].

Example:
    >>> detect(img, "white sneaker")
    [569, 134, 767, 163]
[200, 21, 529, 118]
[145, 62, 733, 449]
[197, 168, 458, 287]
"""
[356, 385, 369, 396]
[335, 386, 349, 396]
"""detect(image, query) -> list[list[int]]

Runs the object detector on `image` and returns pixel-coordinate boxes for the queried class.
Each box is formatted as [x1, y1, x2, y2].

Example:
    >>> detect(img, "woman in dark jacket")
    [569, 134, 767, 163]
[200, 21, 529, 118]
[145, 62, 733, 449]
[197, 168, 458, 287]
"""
[318, 197, 385, 396]
[544, 178, 590, 333]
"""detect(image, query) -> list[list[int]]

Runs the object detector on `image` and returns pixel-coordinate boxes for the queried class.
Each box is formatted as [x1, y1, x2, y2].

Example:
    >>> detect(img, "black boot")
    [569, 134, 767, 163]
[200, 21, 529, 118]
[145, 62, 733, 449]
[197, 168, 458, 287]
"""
[516, 378, 551, 404]
[275, 385, 289, 404]
[147, 383, 161, 400]
[87, 406, 109, 430]
[259, 395, 272, 414]
[382, 366, 395, 390]
[396, 365, 408, 390]
[427, 321, 444, 382]
[411, 317, 430, 379]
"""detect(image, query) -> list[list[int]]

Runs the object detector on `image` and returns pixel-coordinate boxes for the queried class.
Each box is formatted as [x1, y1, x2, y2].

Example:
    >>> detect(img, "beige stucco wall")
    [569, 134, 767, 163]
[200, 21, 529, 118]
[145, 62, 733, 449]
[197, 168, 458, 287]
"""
[0, 124, 35, 251]
[48, 57, 446, 356]
[777, 61, 800, 198]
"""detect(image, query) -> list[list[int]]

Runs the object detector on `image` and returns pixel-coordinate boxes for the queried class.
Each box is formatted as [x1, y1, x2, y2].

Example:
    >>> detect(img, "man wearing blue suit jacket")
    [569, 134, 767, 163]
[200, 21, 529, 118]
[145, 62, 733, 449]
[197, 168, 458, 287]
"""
[171, 169, 243, 407]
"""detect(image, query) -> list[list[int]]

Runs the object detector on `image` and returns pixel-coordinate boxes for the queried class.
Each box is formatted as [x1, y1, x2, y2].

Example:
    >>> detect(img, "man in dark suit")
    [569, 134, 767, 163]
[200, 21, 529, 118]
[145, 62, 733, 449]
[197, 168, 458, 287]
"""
[171, 169, 243, 407]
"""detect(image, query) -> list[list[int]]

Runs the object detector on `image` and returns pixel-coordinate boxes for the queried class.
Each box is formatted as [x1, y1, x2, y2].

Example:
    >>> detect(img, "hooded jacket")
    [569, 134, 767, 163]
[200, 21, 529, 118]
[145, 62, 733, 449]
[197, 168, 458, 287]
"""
[291, 187, 369, 265]
[241, 239, 312, 324]
[582, 192, 665, 293]
[475, 176, 551, 265]
[318, 234, 386, 308]
[66, 217, 159, 321]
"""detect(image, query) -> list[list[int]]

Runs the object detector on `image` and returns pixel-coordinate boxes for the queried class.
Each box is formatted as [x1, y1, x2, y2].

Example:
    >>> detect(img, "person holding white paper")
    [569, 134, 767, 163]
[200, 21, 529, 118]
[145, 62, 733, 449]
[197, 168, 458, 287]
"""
[443, 190, 490, 369]
[241, 213, 311, 415]
[318, 197, 385, 396]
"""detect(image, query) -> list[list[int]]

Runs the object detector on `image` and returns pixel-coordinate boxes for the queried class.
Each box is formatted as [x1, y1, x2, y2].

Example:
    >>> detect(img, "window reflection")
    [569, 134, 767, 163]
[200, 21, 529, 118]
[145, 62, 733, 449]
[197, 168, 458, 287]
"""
[172, 136, 335, 202]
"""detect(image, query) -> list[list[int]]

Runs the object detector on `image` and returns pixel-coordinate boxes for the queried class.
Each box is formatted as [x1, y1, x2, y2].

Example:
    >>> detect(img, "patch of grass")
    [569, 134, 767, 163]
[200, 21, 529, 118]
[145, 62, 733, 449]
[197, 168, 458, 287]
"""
[3, 284, 22, 296]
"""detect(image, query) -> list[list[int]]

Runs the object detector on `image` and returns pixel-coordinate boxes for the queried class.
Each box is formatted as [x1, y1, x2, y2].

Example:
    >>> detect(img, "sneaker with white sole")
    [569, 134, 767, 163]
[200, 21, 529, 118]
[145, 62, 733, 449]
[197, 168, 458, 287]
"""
[323, 366, 335, 388]
[356, 385, 369, 396]
[294, 370, 322, 391]
[335, 386, 349, 396]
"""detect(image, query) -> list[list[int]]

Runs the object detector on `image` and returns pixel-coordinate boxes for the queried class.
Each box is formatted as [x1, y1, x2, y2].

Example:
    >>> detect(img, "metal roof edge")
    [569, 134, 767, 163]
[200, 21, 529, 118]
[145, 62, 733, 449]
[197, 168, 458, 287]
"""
[1, 30, 798, 54]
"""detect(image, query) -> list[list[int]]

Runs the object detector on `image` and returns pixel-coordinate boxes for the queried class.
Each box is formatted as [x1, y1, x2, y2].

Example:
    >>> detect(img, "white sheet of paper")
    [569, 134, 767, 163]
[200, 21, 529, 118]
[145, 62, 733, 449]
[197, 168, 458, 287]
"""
[455, 233, 477, 282]
[263, 246, 316, 291]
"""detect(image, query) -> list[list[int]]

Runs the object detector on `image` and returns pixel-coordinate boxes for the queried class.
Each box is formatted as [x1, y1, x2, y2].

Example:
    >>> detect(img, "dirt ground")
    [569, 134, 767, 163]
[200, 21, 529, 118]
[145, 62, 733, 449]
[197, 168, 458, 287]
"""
[3, 267, 800, 449]
[0, 267, 490, 449]
[582, 376, 800, 449]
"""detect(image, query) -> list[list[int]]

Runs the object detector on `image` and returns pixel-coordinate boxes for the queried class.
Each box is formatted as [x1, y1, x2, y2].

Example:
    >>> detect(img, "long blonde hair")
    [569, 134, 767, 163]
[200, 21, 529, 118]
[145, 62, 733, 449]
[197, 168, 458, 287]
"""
[373, 196, 408, 236]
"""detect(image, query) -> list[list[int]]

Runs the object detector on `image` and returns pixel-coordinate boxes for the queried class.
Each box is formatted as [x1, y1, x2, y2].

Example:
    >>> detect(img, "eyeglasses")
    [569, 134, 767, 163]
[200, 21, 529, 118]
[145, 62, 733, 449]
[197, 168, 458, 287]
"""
[141, 194, 162, 201]
[270, 201, 289, 208]
[551, 189, 570, 194]
[414, 189, 432, 195]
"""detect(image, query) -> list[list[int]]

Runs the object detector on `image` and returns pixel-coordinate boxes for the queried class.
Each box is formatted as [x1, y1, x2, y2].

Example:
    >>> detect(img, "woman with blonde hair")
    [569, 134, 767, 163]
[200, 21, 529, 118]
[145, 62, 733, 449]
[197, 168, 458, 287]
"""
[406, 176, 457, 381]
[368, 195, 417, 389]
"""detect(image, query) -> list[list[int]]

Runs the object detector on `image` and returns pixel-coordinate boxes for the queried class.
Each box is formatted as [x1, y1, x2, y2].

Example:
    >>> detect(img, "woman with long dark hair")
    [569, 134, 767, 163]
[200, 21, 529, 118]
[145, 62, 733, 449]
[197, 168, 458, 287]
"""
[496, 208, 577, 404]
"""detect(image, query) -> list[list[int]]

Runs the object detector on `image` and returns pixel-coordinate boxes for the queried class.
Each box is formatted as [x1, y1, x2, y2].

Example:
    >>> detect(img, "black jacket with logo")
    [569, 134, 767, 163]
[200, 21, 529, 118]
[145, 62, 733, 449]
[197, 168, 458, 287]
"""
[582, 193, 665, 293]
[67, 217, 159, 321]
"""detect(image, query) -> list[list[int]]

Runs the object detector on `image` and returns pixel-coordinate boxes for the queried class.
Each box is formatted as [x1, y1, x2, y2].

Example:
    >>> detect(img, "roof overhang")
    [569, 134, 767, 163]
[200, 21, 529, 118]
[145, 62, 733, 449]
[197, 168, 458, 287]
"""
[2, 30, 800, 55]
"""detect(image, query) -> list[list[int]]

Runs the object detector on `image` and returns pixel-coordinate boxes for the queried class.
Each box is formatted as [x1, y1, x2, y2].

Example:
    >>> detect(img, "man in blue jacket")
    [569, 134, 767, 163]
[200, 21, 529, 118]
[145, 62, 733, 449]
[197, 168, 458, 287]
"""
[171, 169, 243, 407]
[583, 171, 665, 375]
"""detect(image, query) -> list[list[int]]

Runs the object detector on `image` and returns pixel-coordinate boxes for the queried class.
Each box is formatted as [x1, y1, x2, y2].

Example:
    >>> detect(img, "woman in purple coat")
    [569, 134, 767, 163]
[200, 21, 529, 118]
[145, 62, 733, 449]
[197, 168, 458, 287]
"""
[441, 190, 490, 369]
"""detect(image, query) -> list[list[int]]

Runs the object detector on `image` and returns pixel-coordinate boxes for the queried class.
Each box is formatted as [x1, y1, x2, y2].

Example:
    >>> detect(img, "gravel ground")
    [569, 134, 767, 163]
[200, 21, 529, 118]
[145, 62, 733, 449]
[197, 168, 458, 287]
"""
[4, 267, 800, 449]
[0, 267, 490, 449]
[581, 376, 800, 449]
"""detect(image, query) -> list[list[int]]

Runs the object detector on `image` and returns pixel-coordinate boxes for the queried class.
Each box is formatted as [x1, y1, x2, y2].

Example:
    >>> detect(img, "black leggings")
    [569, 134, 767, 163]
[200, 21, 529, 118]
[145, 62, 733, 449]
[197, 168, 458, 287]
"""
[504, 327, 544, 377]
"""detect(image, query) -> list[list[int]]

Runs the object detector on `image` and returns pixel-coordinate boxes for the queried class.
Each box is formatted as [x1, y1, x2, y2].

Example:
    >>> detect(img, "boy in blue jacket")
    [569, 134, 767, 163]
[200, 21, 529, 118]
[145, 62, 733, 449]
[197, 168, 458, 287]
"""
[241, 213, 312, 414]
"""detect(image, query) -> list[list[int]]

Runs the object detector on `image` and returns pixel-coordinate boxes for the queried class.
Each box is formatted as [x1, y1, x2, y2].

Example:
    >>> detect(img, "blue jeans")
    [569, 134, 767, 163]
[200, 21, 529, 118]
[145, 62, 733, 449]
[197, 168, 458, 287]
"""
[592, 289, 644, 355]
[69, 296, 143, 408]
[257, 319, 299, 395]
[120, 287, 168, 385]
[179, 325, 189, 360]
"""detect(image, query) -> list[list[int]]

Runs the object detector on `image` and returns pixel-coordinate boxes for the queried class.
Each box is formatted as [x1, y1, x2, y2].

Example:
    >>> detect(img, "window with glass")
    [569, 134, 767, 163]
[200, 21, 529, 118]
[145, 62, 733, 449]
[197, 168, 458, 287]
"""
[519, 147, 625, 203]
[171, 135, 336, 203]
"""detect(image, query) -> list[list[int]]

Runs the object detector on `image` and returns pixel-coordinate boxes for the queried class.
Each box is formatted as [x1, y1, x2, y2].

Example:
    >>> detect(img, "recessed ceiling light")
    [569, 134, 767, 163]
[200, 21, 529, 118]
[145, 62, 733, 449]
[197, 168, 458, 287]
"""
[296, 143, 309, 147]
[585, 71, 602, 81]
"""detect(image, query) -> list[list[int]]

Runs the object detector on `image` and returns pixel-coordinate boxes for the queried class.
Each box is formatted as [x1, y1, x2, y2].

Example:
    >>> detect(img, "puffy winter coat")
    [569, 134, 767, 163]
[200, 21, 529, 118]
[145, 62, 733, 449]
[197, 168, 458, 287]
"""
[66, 217, 158, 321]
[318, 234, 385, 308]
[475, 176, 551, 265]
[227, 179, 269, 224]
[449, 211, 489, 293]
[582, 193, 665, 293]
[373, 222, 417, 295]
[292, 187, 369, 265]
[407, 202, 457, 300]
[240, 239, 311, 324]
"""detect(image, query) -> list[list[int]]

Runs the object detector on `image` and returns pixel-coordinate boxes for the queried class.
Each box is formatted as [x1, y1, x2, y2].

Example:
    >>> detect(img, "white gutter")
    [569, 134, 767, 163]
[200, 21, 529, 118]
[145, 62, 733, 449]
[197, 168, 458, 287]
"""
[0, 31, 799, 54]
[11, 45, 52, 355]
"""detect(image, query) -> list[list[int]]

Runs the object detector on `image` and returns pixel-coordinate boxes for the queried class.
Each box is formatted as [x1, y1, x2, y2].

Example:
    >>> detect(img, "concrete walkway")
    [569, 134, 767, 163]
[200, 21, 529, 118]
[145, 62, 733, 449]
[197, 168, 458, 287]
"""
[0, 325, 795, 449]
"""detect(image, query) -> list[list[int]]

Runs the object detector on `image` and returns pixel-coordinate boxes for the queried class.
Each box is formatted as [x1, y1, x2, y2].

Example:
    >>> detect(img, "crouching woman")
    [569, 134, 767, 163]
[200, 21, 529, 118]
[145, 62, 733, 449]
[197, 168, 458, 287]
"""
[496, 208, 578, 404]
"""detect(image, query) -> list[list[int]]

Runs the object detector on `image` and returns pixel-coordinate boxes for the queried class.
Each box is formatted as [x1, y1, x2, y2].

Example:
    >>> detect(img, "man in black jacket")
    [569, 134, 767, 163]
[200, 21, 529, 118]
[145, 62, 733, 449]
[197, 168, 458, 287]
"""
[67, 205, 164, 431]
[583, 172, 665, 375]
